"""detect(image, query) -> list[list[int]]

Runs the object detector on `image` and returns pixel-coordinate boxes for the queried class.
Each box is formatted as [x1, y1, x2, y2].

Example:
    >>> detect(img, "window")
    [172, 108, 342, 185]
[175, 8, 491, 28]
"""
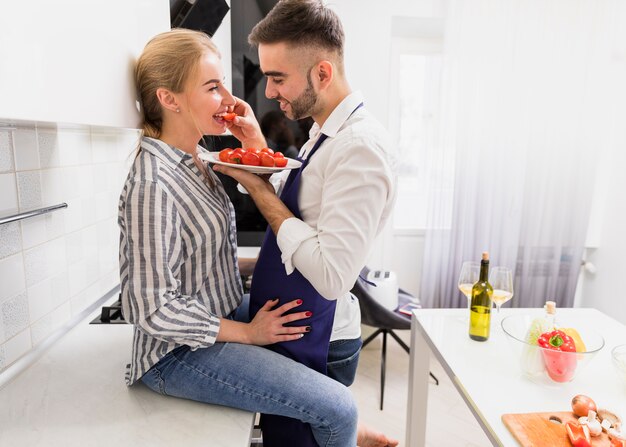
[389, 36, 448, 230]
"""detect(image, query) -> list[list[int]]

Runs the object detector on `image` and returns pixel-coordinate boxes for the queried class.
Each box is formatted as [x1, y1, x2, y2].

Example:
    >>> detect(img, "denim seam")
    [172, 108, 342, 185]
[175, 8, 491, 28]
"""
[171, 351, 334, 431]
[327, 349, 360, 368]
[153, 367, 167, 395]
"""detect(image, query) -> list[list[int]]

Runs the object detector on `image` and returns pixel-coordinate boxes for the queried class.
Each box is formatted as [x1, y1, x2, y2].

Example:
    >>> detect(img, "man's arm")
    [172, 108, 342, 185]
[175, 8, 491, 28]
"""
[213, 140, 395, 300]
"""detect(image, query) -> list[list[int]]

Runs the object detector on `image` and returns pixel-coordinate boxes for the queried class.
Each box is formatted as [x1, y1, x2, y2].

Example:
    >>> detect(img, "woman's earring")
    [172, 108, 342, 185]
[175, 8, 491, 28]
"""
[176, 108, 180, 113]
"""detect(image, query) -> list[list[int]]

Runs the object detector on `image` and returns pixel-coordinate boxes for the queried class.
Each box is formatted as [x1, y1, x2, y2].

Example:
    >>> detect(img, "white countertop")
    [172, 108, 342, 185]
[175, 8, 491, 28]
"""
[0, 308, 255, 447]
[238, 246, 260, 259]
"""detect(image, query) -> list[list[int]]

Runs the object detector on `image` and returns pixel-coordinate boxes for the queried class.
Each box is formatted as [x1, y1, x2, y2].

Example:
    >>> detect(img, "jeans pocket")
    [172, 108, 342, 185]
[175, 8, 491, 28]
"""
[327, 338, 363, 387]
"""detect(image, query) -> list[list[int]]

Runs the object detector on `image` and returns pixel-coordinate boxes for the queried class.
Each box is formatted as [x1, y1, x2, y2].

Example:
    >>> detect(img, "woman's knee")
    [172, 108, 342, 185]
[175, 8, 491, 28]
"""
[318, 382, 358, 432]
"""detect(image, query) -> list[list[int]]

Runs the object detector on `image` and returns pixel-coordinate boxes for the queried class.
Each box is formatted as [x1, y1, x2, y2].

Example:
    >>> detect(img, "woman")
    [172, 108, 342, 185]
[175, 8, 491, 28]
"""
[118, 29, 359, 446]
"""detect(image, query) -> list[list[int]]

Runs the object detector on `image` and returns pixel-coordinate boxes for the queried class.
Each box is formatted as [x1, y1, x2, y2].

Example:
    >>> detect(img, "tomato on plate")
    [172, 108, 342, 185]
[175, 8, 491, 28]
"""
[260, 147, 274, 155]
[274, 157, 288, 168]
[228, 152, 243, 164]
[260, 153, 275, 167]
[219, 148, 233, 162]
[273, 151, 284, 159]
[242, 152, 261, 166]
[222, 112, 237, 121]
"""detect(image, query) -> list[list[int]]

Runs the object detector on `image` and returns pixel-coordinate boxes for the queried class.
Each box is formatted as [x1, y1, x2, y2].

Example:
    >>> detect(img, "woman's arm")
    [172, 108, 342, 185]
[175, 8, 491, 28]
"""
[120, 179, 309, 348]
[121, 179, 223, 349]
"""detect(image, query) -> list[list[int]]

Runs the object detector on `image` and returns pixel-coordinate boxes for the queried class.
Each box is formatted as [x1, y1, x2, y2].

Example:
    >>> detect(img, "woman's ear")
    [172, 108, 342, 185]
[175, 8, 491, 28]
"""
[156, 87, 180, 113]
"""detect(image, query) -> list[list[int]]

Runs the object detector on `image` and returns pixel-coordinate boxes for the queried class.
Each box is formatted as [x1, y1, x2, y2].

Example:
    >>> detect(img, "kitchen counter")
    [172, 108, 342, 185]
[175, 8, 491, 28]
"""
[0, 304, 255, 447]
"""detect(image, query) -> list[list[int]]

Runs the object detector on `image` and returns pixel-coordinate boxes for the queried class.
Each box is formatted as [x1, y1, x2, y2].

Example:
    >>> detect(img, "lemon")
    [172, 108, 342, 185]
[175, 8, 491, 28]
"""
[561, 327, 587, 352]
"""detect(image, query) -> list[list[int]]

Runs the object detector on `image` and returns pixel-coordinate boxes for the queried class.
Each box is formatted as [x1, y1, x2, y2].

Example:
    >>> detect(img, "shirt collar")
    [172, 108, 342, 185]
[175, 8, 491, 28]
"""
[141, 137, 195, 170]
[308, 90, 364, 140]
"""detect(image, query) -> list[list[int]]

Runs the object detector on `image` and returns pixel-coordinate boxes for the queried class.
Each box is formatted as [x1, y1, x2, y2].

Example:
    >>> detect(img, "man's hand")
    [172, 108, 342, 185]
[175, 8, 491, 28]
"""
[212, 163, 293, 234]
[212, 164, 274, 196]
[245, 298, 311, 345]
[225, 97, 267, 149]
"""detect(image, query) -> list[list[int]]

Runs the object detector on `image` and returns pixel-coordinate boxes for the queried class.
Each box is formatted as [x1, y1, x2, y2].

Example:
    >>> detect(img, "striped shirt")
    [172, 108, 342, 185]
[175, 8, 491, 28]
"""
[118, 137, 242, 385]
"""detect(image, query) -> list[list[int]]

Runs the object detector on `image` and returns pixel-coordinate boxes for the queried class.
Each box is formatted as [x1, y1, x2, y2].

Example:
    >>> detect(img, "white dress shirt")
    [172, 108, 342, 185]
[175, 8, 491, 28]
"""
[275, 91, 397, 341]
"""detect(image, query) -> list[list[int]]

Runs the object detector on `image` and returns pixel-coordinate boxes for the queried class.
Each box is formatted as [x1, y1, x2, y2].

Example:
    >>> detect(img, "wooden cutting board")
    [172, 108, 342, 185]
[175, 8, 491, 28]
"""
[502, 411, 612, 446]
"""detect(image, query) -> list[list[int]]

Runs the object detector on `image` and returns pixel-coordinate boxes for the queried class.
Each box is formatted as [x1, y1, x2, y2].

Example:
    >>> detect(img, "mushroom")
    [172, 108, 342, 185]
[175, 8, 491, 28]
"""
[597, 409, 622, 432]
[579, 410, 602, 437]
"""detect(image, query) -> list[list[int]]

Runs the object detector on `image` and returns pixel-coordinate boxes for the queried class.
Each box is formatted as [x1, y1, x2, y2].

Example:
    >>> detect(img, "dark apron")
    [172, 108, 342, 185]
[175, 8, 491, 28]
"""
[249, 132, 332, 447]
[250, 104, 363, 446]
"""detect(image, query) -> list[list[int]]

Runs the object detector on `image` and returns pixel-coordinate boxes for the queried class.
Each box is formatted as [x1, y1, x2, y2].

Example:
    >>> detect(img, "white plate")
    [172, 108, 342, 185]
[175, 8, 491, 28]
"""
[199, 151, 302, 174]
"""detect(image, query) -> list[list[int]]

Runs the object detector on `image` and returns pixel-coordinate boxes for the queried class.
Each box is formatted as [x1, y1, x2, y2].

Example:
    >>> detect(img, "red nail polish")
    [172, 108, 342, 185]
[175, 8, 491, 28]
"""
[296, 299, 303, 305]
[305, 311, 312, 317]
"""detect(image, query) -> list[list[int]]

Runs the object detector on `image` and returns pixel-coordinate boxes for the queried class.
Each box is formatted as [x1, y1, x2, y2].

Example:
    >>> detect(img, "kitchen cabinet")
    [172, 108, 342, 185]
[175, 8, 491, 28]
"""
[0, 0, 170, 129]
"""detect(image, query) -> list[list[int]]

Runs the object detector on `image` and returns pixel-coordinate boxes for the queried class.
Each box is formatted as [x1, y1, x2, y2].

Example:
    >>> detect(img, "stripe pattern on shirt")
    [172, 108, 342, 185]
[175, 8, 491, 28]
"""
[118, 137, 242, 385]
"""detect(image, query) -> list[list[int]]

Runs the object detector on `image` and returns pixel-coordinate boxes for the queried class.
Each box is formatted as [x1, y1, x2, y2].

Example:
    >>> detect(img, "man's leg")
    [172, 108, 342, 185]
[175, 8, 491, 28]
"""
[141, 343, 358, 447]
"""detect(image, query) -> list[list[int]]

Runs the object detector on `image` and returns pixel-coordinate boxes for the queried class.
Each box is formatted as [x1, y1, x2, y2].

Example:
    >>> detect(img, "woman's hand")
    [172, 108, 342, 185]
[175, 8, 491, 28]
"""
[246, 299, 311, 345]
[226, 97, 267, 149]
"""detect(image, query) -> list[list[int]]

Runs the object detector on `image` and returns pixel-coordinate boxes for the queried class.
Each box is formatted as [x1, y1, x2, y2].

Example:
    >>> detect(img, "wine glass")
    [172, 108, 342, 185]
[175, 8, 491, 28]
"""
[490, 266, 514, 314]
[458, 262, 480, 315]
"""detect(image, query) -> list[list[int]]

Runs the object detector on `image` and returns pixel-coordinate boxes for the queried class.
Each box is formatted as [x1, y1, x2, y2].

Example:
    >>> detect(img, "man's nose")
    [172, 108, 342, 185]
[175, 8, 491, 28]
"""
[265, 82, 276, 100]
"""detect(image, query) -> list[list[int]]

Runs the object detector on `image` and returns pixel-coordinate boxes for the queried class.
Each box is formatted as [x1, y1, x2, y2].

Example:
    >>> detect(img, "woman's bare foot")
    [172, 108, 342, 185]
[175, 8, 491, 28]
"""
[356, 423, 399, 447]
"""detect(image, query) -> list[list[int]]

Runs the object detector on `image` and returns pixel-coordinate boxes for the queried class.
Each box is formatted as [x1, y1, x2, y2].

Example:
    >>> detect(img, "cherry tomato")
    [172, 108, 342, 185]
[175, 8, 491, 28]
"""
[273, 151, 285, 159]
[233, 148, 246, 157]
[222, 112, 237, 121]
[242, 152, 261, 166]
[260, 147, 274, 155]
[219, 148, 233, 162]
[247, 148, 261, 155]
[274, 157, 288, 168]
[260, 153, 275, 167]
[228, 152, 242, 164]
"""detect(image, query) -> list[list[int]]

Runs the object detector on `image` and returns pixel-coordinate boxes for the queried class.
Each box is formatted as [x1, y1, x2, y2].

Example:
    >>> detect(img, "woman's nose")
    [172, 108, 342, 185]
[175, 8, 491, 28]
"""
[223, 87, 236, 106]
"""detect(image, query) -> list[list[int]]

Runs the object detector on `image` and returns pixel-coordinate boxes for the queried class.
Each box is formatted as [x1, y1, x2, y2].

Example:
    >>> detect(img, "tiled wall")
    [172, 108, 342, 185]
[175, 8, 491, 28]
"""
[0, 124, 138, 373]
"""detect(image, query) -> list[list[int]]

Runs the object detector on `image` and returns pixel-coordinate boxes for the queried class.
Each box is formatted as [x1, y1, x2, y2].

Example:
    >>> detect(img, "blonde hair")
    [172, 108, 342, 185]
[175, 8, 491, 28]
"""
[135, 28, 219, 185]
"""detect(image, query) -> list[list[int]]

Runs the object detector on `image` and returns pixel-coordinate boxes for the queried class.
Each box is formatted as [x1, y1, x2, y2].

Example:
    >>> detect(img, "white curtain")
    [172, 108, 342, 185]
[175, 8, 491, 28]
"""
[420, 0, 626, 308]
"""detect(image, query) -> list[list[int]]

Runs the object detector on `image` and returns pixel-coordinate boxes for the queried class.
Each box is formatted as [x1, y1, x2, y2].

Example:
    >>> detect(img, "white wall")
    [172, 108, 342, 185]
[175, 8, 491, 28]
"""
[0, 125, 138, 373]
[0, 0, 170, 128]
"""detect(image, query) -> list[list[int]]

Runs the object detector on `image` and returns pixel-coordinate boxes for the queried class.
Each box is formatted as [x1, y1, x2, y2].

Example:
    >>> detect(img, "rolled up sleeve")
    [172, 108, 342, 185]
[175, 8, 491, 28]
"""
[275, 139, 394, 300]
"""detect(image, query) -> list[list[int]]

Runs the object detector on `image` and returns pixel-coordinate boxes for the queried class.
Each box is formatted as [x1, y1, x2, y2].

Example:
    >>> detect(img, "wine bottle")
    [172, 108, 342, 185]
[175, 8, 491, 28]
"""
[469, 252, 493, 341]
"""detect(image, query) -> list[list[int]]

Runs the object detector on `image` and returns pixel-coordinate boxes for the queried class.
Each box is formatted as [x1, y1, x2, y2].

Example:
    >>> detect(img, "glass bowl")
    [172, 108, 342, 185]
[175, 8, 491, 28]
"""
[613, 344, 626, 389]
[501, 314, 605, 385]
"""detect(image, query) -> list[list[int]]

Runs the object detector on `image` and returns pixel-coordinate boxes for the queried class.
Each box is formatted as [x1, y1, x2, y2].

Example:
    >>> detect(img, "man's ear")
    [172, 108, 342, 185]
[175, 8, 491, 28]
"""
[156, 87, 180, 113]
[314, 61, 334, 89]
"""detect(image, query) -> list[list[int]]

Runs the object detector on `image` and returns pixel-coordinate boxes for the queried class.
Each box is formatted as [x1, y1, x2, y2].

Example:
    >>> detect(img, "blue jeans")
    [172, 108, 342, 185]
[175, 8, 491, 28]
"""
[328, 338, 362, 387]
[141, 342, 358, 447]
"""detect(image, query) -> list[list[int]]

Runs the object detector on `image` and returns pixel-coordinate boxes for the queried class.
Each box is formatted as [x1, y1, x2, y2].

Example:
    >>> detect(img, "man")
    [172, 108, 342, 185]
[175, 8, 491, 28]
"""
[214, 1, 397, 446]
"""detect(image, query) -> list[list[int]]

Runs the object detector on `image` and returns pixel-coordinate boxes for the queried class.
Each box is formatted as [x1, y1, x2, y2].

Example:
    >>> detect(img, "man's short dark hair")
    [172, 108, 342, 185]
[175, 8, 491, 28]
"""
[248, 0, 344, 59]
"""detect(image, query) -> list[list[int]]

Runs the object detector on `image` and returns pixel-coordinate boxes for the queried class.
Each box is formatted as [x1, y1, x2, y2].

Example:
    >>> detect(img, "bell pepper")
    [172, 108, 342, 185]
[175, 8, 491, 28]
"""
[537, 329, 577, 382]
[566, 422, 591, 447]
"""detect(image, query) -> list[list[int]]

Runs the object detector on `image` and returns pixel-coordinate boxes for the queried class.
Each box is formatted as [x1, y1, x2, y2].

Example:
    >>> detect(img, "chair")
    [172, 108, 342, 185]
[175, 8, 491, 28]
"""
[351, 267, 438, 410]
